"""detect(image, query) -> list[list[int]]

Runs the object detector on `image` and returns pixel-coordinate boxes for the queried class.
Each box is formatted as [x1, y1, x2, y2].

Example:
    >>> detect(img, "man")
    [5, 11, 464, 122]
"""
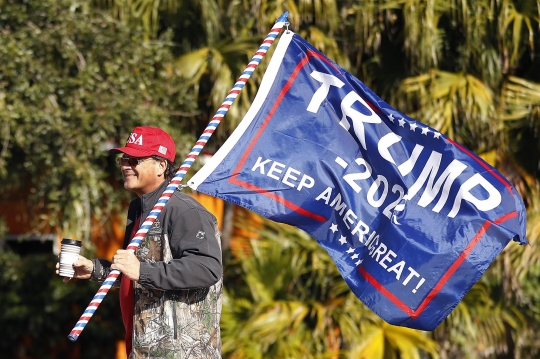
[58, 126, 223, 358]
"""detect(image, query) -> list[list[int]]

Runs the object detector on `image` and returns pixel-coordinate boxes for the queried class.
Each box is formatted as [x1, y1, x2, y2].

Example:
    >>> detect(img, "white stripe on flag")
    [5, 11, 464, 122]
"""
[189, 32, 295, 189]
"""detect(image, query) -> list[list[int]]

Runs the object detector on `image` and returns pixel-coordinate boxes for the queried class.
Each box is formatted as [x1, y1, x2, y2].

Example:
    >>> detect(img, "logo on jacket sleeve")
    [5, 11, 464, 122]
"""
[148, 219, 162, 235]
[196, 231, 205, 239]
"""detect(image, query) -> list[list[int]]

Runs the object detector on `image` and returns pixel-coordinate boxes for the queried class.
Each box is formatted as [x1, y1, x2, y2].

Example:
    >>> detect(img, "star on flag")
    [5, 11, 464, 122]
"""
[330, 225, 363, 267]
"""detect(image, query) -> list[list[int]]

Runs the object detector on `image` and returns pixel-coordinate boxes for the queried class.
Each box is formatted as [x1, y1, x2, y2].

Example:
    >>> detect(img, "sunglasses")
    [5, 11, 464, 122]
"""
[116, 156, 154, 167]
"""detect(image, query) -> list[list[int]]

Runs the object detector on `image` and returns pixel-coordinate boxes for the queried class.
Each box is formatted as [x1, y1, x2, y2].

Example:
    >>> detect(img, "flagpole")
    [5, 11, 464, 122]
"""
[67, 12, 289, 342]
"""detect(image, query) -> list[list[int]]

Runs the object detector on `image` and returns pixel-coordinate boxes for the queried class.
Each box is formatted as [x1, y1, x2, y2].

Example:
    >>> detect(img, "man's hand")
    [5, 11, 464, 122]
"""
[111, 249, 140, 281]
[56, 255, 94, 283]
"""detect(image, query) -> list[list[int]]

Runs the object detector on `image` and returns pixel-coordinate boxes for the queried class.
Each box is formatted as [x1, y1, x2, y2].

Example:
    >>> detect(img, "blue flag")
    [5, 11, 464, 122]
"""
[188, 31, 527, 331]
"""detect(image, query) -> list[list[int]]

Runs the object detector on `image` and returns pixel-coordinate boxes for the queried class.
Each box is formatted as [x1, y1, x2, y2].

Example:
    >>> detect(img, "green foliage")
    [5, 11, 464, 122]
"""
[0, 248, 124, 358]
[0, 0, 195, 241]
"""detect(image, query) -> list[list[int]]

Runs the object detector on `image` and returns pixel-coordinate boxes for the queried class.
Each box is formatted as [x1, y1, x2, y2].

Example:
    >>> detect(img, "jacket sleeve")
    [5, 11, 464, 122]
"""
[138, 206, 223, 290]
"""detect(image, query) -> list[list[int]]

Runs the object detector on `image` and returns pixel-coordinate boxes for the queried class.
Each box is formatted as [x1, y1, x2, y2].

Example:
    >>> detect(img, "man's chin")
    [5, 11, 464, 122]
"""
[123, 180, 137, 191]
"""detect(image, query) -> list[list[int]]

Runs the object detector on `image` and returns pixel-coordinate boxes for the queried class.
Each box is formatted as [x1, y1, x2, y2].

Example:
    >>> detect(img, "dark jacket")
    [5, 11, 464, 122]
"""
[129, 180, 222, 290]
[92, 180, 223, 358]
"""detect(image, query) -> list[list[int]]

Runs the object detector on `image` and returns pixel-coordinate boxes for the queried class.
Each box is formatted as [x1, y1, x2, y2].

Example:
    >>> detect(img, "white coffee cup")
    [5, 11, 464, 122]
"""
[58, 238, 82, 278]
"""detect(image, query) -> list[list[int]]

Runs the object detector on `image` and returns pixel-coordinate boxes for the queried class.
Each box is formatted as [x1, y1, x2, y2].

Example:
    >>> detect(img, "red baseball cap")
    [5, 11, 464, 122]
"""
[109, 126, 176, 162]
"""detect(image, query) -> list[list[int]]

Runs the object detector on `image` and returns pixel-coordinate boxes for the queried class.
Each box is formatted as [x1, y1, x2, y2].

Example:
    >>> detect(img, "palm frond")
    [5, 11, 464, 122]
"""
[398, 69, 497, 149]
[381, 0, 451, 71]
[500, 76, 540, 121]
[499, 0, 540, 70]
[299, 26, 351, 69]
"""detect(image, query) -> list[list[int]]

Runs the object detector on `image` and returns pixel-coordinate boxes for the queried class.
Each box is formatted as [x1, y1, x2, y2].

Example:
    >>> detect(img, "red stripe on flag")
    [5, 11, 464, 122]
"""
[358, 211, 518, 319]
[230, 177, 326, 222]
[232, 54, 310, 174]
[228, 51, 327, 223]
[358, 267, 414, 316]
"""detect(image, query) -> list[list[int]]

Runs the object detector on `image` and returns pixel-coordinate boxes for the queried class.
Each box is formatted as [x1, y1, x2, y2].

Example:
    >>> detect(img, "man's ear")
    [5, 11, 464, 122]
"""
[159, 159, 167, 176]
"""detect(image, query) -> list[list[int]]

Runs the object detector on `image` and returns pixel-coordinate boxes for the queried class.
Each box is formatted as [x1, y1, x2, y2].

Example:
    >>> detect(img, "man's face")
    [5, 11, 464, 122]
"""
[118, 156, 166, 197]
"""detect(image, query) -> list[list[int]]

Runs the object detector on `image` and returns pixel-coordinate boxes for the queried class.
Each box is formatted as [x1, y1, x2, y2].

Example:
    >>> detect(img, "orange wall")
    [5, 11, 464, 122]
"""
[0, 196, 38, 235]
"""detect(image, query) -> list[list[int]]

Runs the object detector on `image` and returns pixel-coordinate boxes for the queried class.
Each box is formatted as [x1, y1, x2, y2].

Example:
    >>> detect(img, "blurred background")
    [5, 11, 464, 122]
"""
[1, 0, 540, 358]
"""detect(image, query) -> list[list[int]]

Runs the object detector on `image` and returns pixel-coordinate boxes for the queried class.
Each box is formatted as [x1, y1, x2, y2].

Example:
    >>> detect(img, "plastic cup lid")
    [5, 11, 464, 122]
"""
[61, 238, 82, 246]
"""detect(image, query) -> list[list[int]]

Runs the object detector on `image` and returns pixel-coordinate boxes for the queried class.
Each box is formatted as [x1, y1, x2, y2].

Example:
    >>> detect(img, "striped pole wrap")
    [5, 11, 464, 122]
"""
[68, 11, 289, 342]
